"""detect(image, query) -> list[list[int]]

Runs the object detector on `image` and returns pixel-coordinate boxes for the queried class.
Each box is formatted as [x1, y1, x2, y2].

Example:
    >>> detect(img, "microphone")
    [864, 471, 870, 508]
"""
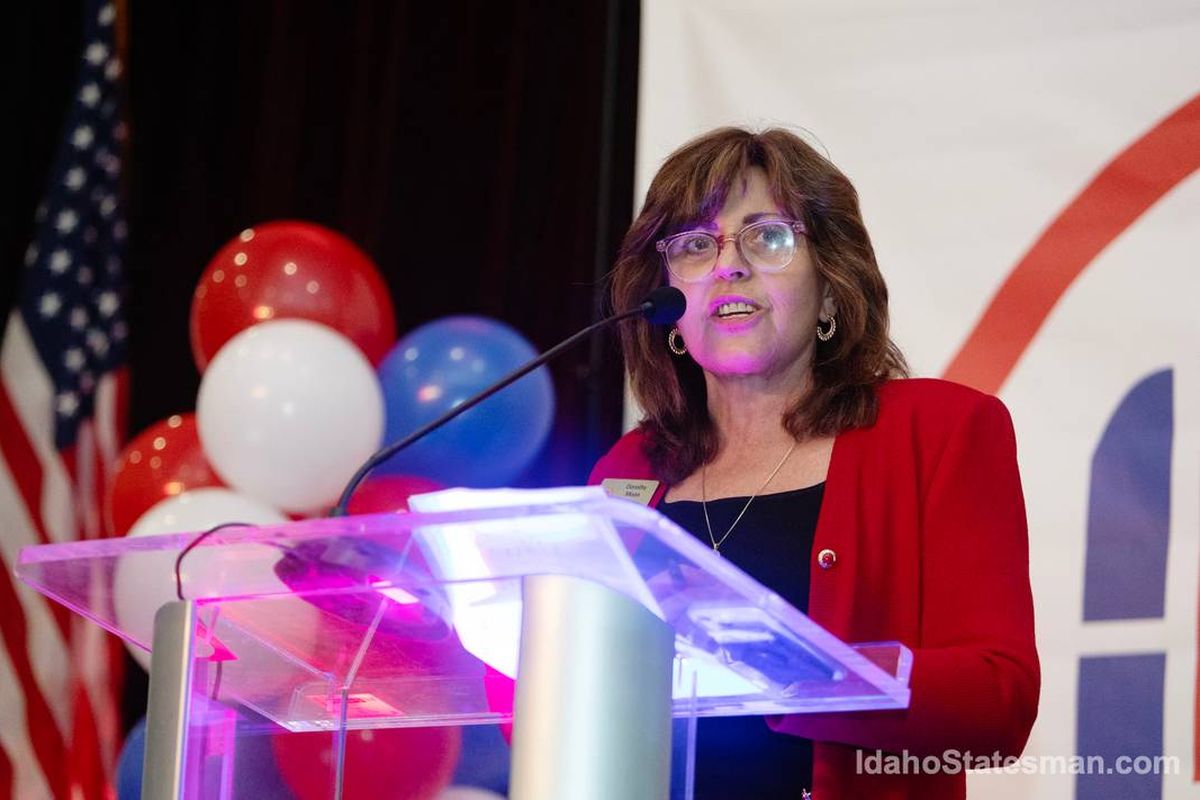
[639, 285, 686, 324]
[331, 286, 686, 515]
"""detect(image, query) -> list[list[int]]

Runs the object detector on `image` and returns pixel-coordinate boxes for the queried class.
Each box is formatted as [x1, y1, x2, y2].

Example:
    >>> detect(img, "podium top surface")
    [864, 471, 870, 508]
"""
[17, 486, 910, 730]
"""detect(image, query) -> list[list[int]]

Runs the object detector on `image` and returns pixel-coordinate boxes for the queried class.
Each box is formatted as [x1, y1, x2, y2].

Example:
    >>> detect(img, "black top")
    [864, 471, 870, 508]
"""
[659, 483, 823, 799]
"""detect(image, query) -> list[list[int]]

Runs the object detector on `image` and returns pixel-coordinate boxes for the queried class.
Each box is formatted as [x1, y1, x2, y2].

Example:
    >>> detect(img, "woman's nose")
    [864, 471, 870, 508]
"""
[712, 237, 750, 281]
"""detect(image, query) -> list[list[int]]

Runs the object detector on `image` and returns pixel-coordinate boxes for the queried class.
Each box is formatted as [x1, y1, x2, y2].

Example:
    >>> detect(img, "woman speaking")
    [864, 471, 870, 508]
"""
[591, 127, 1039, 799]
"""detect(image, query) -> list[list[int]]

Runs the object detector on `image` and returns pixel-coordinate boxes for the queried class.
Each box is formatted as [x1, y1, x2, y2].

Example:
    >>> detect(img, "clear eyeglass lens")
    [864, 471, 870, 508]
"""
[665, 233, 717, 279]
[740, 221, 796, 268]
[666, 221, 796, 280]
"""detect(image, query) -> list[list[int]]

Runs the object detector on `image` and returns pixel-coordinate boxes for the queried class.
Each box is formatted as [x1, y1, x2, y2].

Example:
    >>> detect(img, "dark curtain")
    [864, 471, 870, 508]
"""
[3, 5, 86, 336]
[124, 0, 639, 478]
[8, 0, 640, 731]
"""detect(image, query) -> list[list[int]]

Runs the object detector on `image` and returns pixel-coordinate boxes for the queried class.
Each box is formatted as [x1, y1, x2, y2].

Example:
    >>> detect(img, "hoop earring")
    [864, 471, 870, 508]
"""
[816, 315, 836, 342]
[668, 327, 687, 355]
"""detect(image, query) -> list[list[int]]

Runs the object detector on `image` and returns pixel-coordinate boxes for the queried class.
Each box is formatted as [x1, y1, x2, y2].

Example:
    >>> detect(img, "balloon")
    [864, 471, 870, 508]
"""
[113, 488, 289, 670]
[115, 718, 147, 800]
[271, 726, 461, 800]
[346, 474, 445, 514]
[104, 413, 224, 537]
[197, 320, 384, 513]
[190, 221, 396, 371]
[376, 317, 554, 486]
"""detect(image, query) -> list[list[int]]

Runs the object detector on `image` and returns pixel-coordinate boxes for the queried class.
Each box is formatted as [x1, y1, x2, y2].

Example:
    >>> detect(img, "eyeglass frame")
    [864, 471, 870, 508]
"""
[654, 219, 809, 283]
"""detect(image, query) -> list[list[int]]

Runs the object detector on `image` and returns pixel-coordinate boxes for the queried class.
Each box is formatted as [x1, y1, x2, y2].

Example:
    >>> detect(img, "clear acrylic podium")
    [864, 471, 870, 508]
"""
[16, 486, 911, 800]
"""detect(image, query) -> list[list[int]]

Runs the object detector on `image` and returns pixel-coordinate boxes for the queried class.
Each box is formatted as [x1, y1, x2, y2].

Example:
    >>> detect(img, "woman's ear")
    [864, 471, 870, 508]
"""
[820, 286, 838, 320]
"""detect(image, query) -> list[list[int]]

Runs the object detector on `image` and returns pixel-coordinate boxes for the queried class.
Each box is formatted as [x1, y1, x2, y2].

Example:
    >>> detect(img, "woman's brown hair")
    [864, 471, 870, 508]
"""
[611, 126, 908, 482]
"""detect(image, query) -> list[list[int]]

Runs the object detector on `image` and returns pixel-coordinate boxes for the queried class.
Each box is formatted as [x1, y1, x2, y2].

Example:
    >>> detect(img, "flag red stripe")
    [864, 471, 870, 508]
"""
[90, 422, 106, 539]
[113, 367, 130, 451]
[61, 444, 79, 527]
[0, 739, 13, 800]
[69, 679, 105, 800]
[0, 563, 70, 800]
[90, 425, 102, 538]
[0, 383, 54, 547]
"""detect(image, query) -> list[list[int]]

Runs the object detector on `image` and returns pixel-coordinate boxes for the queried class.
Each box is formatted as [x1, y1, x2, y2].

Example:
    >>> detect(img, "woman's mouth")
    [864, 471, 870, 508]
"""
[713, 301, 759, 320]
[708, 299, 765, 330]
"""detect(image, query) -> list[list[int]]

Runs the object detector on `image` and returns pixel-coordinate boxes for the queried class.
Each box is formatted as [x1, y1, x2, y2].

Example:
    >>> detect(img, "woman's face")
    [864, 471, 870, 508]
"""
[667, 167, 835, 385]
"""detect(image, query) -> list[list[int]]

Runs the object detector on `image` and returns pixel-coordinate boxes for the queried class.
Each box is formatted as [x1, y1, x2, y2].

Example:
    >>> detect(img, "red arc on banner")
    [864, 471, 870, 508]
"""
[942, 92, 1200, 395]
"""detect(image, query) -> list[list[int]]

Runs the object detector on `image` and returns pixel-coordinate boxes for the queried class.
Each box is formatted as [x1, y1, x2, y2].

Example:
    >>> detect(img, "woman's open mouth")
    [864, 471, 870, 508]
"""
[709, 298, 764, 327]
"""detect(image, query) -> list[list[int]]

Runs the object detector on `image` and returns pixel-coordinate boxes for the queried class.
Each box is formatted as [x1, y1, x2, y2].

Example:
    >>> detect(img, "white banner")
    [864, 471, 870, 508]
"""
[638, 1, 1200, 797]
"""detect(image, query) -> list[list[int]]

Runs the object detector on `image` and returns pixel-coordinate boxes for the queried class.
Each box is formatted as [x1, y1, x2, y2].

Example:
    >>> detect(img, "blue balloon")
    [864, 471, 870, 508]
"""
[116, 718, 147, 800]
[377, 316, 555, 486]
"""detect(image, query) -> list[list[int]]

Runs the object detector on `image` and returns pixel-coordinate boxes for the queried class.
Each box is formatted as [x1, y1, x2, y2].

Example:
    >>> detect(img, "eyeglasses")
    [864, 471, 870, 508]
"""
[655, 219, 808, 283]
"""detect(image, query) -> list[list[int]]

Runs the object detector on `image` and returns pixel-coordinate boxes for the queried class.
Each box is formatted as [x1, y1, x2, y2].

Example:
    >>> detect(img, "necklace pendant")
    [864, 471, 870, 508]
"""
[700, 439, 798, 557]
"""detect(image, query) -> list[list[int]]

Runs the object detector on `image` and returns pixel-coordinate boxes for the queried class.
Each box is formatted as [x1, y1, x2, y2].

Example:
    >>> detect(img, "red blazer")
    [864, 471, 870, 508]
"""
[588, 378, 1040, 799]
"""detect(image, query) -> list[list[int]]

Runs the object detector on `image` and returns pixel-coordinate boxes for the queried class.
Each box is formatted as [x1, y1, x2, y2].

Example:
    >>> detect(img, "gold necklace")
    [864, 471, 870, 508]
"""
[701, 439, 798, 554]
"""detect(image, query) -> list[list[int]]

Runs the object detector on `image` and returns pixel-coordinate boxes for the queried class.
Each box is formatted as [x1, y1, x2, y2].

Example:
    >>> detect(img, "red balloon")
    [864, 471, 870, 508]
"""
[190, 221, 396, 371]
[270, 726, 461, 800]
[104, 414, 224, 537]
[346, 475, 446, 515]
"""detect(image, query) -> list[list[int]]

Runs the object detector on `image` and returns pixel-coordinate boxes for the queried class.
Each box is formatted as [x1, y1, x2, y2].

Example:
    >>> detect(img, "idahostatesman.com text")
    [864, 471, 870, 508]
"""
[856, 749, 1180, 776]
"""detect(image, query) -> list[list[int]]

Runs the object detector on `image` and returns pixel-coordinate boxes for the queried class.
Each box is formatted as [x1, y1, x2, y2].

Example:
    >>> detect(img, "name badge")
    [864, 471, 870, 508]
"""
[600, 479, 660, 506]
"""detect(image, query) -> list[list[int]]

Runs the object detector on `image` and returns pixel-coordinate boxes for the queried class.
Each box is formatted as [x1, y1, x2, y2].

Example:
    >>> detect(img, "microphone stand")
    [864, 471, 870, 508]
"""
[331, 290, 681, 516]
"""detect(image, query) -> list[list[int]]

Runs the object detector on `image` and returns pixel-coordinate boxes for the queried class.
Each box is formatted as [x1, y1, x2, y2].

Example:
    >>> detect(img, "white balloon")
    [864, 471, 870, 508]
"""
[196, 319, 385, 513]
[113, 488, 289, 670]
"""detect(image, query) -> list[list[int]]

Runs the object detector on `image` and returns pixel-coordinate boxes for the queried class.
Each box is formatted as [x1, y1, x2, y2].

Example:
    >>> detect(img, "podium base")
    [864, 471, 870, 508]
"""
[510, 575, 675, 800]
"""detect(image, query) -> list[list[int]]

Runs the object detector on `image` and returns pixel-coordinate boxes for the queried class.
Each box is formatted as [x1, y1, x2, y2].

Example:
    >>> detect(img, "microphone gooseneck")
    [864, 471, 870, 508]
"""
[330, 286, 686, 516]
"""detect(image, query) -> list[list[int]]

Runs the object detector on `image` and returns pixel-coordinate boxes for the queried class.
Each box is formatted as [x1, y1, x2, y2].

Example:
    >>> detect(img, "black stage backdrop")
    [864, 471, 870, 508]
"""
[124, 0, 640, 479]
[7, 0, 639, 729]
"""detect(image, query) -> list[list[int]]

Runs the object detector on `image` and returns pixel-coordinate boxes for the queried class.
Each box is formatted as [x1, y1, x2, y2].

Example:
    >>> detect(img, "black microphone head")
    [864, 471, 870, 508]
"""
[640, 286, 686, 324]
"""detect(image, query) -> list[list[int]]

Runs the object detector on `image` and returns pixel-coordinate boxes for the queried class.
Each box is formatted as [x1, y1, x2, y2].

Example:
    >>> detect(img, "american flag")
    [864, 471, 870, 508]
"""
[1, 1, 128, 797]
